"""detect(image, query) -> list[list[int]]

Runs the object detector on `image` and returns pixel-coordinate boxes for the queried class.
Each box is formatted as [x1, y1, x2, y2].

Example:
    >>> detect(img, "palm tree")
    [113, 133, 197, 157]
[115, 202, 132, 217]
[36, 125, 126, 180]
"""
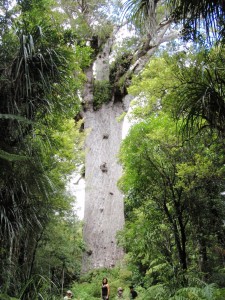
[175, 50, 225, 136]
[169, 0, 225, 41]
[122, 0, 160, 31]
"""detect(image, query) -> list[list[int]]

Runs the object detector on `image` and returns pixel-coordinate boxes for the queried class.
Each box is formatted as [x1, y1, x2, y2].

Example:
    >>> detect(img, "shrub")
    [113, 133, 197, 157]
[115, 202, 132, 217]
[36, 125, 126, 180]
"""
[93, 80, 112, 110]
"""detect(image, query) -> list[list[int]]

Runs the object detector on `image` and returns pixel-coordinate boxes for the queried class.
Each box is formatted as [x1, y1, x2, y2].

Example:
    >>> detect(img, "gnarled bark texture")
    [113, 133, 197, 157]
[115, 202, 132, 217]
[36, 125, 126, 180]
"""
[82, 96, 130, 272]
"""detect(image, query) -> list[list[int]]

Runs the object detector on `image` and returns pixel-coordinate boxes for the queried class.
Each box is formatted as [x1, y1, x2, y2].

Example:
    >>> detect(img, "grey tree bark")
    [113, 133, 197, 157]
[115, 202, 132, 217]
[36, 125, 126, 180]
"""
[81, 36, 131, 271]
[82, 98, 131, 271]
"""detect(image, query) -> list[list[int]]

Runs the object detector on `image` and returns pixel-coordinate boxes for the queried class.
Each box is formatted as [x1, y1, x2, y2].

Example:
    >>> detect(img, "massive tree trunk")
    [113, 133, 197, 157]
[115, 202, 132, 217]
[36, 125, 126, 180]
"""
[81, 36, 132, 271]
[82, 97, 131, 271]
[81, 19, 178, 272]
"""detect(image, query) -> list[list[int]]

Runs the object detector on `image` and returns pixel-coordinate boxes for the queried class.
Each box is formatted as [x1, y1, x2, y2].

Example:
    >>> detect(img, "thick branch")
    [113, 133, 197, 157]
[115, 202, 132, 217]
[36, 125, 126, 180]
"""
[131, 21, 179, 75]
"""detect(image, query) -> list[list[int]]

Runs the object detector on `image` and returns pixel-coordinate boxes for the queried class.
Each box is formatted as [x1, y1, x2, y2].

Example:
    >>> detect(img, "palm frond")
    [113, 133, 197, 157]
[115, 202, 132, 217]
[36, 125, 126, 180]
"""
[174, 51, 225, 137]
[122, 0, 158, 32]
[168, 0, 225, 42]
[179, 79, 225, 134]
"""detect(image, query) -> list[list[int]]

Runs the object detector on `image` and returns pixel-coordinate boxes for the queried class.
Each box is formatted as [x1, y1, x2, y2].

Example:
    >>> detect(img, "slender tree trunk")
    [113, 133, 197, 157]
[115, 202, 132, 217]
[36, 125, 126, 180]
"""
[163, 195, 187, 271]
[27, 229, 44, 281]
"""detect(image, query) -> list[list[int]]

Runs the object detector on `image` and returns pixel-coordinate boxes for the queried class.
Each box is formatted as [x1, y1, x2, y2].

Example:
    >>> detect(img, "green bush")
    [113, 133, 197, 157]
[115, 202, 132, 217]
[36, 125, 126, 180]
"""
[93, 80, 112, 110]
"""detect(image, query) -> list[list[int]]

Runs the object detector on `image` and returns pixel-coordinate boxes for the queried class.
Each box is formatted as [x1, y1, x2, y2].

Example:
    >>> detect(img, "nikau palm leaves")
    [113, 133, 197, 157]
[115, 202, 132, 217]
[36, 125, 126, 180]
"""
[169, 0, 225, 41]
[177, 70, 225, 134]
[122, 0, 159, 32]
[174, 50, 225, 136]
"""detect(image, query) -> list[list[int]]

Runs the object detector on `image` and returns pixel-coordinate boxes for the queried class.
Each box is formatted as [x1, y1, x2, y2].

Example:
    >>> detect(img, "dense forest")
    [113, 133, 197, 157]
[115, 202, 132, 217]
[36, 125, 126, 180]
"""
[1, 0, 225, 299]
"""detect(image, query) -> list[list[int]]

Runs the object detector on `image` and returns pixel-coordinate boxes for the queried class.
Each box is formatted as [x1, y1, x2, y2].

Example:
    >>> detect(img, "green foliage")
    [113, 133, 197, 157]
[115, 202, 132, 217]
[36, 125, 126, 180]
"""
[110, 53, 133, 85]
[121, 0, 225, 43]
[170, 283, 225, 300]
[168, 0, 225, 43]
[129, 48, 225, 137]
[128, 54, 177, 120]
[119, 109, 225, 286]
[59, 267, 225, 300]
[34, 212, 84, 289]
[0, 0, 89, 297]
[109, 52, 133, 101]
[17, 274, 60, 300]
[138, 284, 170, 300]
[172, 49, 225, 136]
[60, 0, 114, 38]
[93, 80, 112, 110]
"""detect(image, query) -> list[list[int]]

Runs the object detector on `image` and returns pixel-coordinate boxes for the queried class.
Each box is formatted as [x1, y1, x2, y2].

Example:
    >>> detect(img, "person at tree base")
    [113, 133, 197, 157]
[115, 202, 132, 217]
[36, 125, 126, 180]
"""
[129, 286, 138, 299]
[64, 290, 73, 299]
[117, 287, 124, 298]
[101, 277, 110, 300]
